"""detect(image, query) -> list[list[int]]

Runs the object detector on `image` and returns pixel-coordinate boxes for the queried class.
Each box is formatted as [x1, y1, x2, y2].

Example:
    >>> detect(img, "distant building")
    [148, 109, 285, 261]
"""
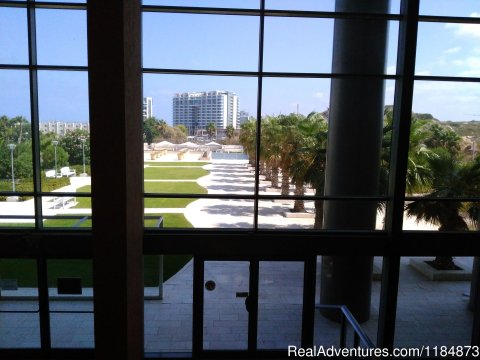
[238, 111, 250, 127]
[173, 90, 239, 136]
[39, 121, 89, 136]
[143, 97, 153, 119]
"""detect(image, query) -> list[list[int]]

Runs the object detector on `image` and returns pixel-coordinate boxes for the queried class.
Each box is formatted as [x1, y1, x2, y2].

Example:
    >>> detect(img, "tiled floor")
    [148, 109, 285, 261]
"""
[0, 257, 474, 352]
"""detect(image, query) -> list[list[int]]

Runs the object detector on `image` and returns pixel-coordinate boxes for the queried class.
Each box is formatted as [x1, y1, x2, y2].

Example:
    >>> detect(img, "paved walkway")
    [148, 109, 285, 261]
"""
[1, 159, 472, 352]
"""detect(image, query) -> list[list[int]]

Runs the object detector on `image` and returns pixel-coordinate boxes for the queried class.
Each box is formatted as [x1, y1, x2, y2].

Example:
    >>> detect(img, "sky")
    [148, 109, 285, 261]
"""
[0, 0, 480, 125]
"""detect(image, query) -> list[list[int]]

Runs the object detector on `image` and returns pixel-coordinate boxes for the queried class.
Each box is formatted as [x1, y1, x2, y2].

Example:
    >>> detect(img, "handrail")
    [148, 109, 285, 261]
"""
[316, 304, 375, 350]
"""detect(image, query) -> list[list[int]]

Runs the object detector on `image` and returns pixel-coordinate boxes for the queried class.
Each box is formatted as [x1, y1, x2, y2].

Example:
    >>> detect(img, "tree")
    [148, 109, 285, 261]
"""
[206, 123, 217, 139]
[406, 150, 480, 269]
[292, 112, 328, 225]
[143, 116, 162, 144]
[239, 119, 256, 166]
[424, 123, 461, 156]
[225, 125, 235, 140]
[60, 129, 90, 165]
[176, 124, 188, 136]
[0, 115, 33, 180]
[277, 114, 299, 197]
[40, 133, 69, 170]
[380, 109, 435, 197]
[261, 116, 282, 188]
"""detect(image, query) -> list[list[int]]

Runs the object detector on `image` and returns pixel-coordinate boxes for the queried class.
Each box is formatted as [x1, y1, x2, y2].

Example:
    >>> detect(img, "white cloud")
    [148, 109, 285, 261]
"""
[446, 13, 480, 38]
[416, 70, 431, 76]
[444, 46, 461, 54]
[386, 65, 396, 74]
[457, 57, 480, 76]
[453, 95, 479, 103]
[313, 92, 324, 99]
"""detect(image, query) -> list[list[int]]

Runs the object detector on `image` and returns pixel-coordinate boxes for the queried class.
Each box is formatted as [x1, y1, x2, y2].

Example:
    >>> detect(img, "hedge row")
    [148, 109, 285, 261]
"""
[0, 176, 70, 201]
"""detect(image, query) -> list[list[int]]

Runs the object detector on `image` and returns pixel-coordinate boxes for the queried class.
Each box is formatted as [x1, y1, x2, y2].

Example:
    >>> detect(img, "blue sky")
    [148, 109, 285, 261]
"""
[0, 0, 479, 124]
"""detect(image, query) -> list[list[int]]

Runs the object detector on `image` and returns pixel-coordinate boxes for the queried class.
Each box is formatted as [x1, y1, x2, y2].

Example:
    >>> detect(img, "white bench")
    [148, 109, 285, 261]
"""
[45, 170, 56, 178]
[50, 196, 76, 209]
[60, 167, 76, 177]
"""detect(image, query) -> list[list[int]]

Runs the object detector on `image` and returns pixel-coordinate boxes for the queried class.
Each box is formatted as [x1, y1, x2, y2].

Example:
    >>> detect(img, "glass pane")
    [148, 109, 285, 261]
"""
[48, 259, 94, 348]
[258, 261, 303, 349]
[263, 17, 333, 73]
[407, 80, 480, 228]
[0, 70, 30, 122]
[145, 198, 254, 229]
[143, 13, 258, 71]
[143, 74, 256, 141]
[262, 20, 400, 76]
[315, 256, 382, 347]
[395, 256, 473, 347]
[203, 261, 249, 350]
[262, 77, 330, 118]
[42, 196, 91, 228]
[144, 255, 193, 352]
[0, 259, 40, 348]
[40, 0, 85, 3]
[0, 7, 28, 64]
[420, 0, 480, 17]
[265, 0, 400, 13]
[36, 9, 88, 66]
[143, 0, 259, 8]
[0, 70, 33, 227]
[38, 70, 90, 192]
[416, 22, 480, 77]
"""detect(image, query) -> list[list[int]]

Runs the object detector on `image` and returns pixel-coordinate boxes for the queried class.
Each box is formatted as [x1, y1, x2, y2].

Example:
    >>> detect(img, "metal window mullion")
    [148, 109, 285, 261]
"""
[27, 1, 43, 230]
[248, 259, 259, 352]
[301, 256, 316, 348]
[253, 0, 265, 232]
[378, 0, 420, 351]
[37, 256, 51, 352]
[192, 256, 204, 356]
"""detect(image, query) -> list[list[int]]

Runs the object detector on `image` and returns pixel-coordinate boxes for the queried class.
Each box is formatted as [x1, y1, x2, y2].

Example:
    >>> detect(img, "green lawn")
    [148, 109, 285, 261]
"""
[0, 223, 35, 228]
[144, 181, 206, 194]
[144, 161, 209, 166]
[44, 216, 91, 228]
[144, 167, 208, 180]
[73, 183, 205, 209]
[0, 255, 193, 287]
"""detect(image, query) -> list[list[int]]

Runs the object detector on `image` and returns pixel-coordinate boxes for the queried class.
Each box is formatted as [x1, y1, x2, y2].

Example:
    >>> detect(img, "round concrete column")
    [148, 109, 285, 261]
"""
[320, 0, 390, 323]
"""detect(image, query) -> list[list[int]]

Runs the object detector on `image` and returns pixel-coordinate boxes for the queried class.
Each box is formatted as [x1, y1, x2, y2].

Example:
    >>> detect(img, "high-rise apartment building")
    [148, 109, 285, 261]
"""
[143, 97, 153, 119]
[172, 91, 239, 135]
[39, 121, 90, 136]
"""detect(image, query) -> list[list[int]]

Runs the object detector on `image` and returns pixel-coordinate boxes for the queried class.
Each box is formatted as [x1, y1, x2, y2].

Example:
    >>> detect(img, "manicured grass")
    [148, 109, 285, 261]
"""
[44, 215, 91, 228]
[145, 213, 192, 228]
[0, 223, 35, 228]
[145, 197, 195, 208]
[144, 167, 208, 180]
[39, 213, 191, 229]
[0, 256, 193, 287]
[144, 162, 209, 166]
[144, 181, 206, 194]
[74, 184, 205, 209]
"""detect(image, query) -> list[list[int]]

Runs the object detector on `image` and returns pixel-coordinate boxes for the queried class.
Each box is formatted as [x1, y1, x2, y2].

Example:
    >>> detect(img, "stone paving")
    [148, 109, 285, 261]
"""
[0, 257, 474, 351]
[0, 159, 473, 351]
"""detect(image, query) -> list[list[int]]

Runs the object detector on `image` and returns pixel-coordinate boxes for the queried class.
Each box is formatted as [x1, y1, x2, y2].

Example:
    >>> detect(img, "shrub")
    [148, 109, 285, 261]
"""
[0, 176, 70, 201]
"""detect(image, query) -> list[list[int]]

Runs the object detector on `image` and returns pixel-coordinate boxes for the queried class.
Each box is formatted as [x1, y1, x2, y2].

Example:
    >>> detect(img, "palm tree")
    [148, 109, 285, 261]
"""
[406, 151, 480, 269]
[239, 119, 256, 166]
[206, 122, 217, 139]
[277, 114, 300, 196]
[225, 124, 235, 140]
[291, 112, 328, 226]
[380, 109, 434, 197]
[261, 116, 282, 188]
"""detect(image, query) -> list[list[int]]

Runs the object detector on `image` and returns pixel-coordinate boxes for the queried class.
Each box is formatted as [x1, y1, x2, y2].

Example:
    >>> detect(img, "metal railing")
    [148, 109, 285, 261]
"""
[317, 304, 375, 350]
